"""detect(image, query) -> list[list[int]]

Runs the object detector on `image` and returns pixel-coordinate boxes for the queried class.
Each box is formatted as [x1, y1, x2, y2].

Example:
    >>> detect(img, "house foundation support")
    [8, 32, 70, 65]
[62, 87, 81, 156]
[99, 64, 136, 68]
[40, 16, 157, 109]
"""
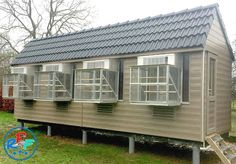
[47, 125, 51, 136]
[19, 121, 24, 128]
[129, 136, 135, 154]
[192, 144, 200, 164]
[82, 130, 87, 144]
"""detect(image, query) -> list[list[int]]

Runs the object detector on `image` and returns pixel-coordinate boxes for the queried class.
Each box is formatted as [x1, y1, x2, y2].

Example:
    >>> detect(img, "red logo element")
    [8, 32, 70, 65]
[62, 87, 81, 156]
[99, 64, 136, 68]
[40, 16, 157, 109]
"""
[16, 132, 26, 143]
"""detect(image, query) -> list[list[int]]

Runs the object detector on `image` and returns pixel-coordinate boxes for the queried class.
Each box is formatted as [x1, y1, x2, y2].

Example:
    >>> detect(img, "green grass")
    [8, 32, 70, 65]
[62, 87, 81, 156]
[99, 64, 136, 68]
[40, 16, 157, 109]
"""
[231, 100, 236, 137]
[232, 100, 236, 111]
[231, 110, 236, 136]
[0, 111, 219, 164]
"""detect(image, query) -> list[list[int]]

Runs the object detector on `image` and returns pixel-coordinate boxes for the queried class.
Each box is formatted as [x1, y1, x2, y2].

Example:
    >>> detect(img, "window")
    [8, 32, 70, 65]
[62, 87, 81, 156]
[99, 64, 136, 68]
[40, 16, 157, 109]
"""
[143, 56, 168, 65]
[138, 54, 175, 66]
[11, 67, 25, 74]
[130, 65, 181, 106]
[209, 58, 216, 96]
[182, 55, 189, 102]
[87, 61, 104, 69]
[34, 72, 72, 101]
[43, 64, 61, 72]
[74, 69, 118, 103]
[118, 59, 124, 100]
[83, 60, 110, 69]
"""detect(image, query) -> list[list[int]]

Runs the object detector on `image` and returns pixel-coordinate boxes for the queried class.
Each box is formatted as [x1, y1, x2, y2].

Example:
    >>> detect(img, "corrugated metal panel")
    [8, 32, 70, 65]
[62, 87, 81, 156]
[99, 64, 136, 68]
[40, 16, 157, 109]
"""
[12, 4, 220, 65]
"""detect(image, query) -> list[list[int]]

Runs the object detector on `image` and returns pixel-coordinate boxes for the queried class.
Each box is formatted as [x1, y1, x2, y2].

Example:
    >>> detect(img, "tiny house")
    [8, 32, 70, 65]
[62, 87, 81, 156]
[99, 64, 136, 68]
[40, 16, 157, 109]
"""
[4, 4, 234, 163]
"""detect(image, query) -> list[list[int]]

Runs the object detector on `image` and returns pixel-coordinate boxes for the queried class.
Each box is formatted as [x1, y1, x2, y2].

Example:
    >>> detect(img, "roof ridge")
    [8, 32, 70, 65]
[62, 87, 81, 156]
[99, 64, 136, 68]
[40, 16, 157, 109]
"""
[31, 3, 218, 42]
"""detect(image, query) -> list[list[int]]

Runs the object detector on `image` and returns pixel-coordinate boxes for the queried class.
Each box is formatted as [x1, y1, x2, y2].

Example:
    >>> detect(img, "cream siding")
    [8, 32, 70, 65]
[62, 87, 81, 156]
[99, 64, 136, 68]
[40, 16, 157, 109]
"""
[82, 54, 203, 141]
[205, 17, 232, 134]
[15, 51, 204, 142]
[14, 101, 83, 126]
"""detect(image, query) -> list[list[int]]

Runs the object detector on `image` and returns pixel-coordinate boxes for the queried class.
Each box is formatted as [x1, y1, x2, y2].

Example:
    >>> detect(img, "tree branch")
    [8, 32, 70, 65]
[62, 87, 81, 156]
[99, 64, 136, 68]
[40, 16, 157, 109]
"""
[0, 0, 93, 52]
[0, 34, 19, 53]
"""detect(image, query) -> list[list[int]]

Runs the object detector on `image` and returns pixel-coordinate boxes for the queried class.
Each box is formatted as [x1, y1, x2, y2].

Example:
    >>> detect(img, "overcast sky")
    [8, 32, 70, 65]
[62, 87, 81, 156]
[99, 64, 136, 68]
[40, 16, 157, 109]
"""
[89, 0, 236, 42]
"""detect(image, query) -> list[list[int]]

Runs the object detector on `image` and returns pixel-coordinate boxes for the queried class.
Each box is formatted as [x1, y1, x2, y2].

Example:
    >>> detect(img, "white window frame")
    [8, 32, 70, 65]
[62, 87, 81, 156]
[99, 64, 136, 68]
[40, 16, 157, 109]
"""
[11, 67, 27, 74]
[83, 59, 110, 69]
[42, 64, 63, 72]
[138, 54, 175, 66]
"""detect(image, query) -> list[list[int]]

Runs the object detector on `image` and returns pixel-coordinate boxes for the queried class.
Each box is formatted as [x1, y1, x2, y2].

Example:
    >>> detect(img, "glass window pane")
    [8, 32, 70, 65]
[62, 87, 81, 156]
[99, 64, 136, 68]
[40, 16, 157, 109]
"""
[131, 68, 138, 83]
[209, 58, 216, 96]
[159, 66, 166, 83]
[182, 55, 189, 102]
[118, 59, 124, 100]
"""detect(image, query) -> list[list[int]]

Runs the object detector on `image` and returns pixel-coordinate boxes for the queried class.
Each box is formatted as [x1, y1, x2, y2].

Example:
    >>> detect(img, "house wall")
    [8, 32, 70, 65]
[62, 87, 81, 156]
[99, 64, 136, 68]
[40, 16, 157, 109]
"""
[14, 51, 204, 142]
[15, 101, 83, 126]
[205, 16, 232, 135]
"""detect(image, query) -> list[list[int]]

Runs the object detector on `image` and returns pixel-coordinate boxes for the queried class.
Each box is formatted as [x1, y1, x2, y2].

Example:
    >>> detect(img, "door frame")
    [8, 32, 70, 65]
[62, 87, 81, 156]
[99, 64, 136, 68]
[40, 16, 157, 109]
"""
[206, 52, 217, 134]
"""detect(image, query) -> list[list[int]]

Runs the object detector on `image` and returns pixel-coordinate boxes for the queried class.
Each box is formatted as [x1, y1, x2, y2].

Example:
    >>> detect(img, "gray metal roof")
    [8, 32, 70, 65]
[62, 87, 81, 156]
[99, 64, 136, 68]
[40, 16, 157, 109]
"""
[12, 4, 222, 65]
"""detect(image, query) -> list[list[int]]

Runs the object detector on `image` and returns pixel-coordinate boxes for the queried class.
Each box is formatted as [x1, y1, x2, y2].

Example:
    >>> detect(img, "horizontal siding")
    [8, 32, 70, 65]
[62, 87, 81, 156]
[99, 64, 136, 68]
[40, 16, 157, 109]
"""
[82, 103, 201, 139]
[82, 54, 203, 142]
[15, 52, 203, 142]
[205, 16, 232, 134]
[123, 58, 136, 102]
[14, 101, 83, 126]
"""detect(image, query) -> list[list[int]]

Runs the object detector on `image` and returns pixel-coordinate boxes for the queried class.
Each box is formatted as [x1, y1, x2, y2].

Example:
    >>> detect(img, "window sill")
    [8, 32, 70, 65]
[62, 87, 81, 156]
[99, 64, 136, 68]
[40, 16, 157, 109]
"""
[182, 102, 190, 105]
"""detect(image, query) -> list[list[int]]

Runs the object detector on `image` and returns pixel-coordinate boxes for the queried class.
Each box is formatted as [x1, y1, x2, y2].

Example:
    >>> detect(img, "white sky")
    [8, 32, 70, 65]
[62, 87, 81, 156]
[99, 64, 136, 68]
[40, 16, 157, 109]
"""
[89, 0, 236, 42]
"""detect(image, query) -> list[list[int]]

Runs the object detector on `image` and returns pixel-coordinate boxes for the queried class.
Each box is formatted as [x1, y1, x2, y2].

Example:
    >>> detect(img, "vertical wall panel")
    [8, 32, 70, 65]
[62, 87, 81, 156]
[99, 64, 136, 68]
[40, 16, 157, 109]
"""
[205, 17, 232, 134]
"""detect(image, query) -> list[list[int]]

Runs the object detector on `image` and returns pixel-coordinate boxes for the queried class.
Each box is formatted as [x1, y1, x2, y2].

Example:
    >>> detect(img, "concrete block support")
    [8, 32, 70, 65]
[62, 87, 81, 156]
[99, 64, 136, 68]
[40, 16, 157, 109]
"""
[192, 145, 200, 164]
[129, 136, 135, 154]
[47, 125, 52, 136]
[19, 122, 24, 128]
[82, 130, 87, 144]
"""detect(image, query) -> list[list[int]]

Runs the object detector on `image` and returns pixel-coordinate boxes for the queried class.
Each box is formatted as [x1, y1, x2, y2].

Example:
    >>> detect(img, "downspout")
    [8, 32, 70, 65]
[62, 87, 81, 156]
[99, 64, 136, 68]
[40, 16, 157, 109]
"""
[201, 50, 206, 145]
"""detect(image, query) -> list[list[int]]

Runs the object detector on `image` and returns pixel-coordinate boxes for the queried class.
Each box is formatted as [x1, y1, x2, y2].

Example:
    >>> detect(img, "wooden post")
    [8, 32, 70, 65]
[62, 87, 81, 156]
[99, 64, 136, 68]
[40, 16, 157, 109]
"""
[47, 125, 51, 136]
[129, 136, 135, 154]
[192, 145, 200, 164]
[82, 130, 87, 144]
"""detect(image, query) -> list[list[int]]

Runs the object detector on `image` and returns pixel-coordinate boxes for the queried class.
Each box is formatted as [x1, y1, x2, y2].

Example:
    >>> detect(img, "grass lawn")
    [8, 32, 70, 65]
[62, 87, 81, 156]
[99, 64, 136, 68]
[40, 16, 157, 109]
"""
[232, 100, 236, 111]
[231, 100, 236, 136]
[0, 111, 220, 164]
[231, 110, 236, 136]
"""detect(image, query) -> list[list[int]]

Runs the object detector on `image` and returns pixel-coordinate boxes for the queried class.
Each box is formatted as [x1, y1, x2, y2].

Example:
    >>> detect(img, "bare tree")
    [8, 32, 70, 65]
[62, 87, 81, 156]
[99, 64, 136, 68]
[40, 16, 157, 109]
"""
[0, 52, 15, 84]
[232, 40, 236, 77]
[0, 0, 93, 53]
[44, 0, 91, 37]
[231, 39, 236, 110]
